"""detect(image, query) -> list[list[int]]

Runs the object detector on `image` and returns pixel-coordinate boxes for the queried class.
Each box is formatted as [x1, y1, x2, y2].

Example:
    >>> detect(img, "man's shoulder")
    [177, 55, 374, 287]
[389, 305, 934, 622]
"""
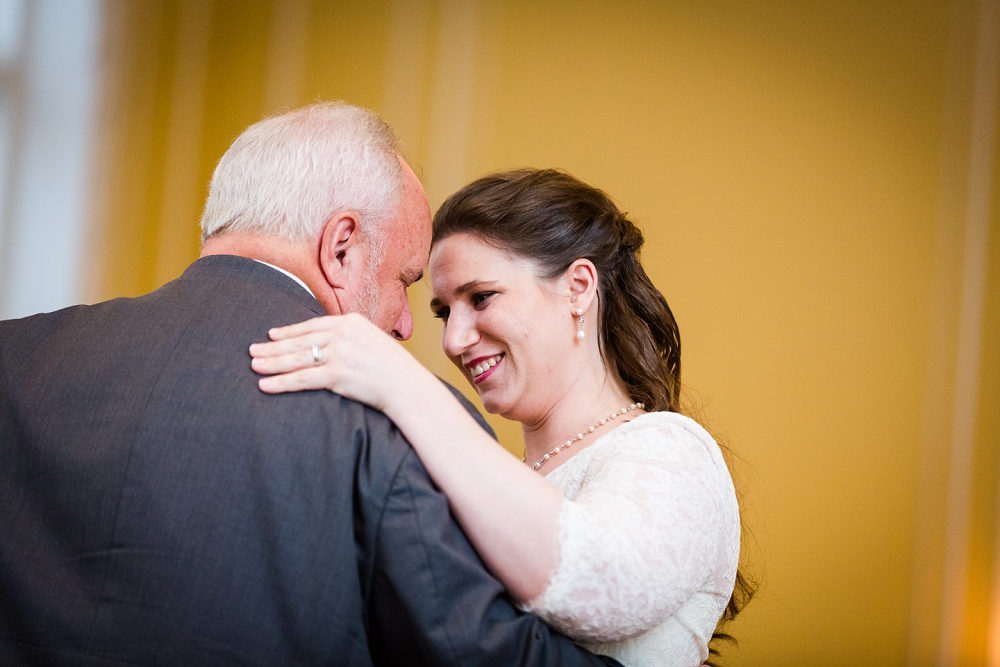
[441, 382, 496, 441]
[0, 302, 118, 368]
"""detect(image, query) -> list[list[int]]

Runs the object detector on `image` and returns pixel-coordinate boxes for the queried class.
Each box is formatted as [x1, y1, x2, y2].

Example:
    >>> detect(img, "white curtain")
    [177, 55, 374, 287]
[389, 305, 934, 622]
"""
[0, 0, 101, 319]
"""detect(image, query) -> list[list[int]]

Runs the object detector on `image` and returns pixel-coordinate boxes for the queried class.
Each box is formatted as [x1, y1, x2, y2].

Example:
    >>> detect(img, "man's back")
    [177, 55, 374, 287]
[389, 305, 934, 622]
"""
[0, 256, 618, 667]
[1, 256, 403, 664]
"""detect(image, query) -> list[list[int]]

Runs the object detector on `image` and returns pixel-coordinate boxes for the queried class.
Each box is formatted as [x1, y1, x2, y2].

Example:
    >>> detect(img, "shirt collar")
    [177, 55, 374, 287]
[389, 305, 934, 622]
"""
[253, 260, 316, 298]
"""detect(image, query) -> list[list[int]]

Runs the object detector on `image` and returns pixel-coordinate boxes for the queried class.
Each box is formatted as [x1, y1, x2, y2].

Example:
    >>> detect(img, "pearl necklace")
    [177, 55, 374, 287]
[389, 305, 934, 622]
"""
[523, 403, 645, 471]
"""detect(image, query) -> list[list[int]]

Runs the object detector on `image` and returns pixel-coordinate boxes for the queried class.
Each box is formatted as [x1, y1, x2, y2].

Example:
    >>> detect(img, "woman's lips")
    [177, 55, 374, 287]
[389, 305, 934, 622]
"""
[468, 353, 504, 384]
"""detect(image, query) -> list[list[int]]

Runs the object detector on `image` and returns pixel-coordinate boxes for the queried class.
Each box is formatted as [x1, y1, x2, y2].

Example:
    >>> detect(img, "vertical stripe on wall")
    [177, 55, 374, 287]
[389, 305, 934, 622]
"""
[423, 0, 480, 211]
[153, 0, 212, 287]
[385, 0, 482, 382]
[382, 0, 440, 378]
[910, 0, 999, 664]
[263, 0, 311, 116]
[382, 0, 431, 161]
[0, 0, 25, 311]
[909, 0, 977, 654]
[939, 0, 998, 664]
[993, 379, 1000, 667]
[0, 0, 101, 318]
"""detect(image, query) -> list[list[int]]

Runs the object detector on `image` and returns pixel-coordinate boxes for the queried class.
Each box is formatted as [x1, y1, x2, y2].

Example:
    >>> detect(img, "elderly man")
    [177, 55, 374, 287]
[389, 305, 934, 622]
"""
[0, 103, 621, 667]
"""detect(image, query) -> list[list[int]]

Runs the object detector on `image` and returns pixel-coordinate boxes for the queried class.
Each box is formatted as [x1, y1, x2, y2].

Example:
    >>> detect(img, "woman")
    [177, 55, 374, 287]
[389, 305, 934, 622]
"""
[249, 169, 748, 667]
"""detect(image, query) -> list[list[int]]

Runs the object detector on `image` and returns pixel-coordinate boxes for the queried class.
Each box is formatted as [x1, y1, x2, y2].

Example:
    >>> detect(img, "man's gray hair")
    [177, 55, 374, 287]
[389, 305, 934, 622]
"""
[200, 102, 404, 248]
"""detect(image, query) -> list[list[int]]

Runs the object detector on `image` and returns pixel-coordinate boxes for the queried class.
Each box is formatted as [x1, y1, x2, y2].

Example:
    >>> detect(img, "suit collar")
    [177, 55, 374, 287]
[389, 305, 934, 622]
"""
[182, 255, 326, 317]
[252, 260, 315, 298]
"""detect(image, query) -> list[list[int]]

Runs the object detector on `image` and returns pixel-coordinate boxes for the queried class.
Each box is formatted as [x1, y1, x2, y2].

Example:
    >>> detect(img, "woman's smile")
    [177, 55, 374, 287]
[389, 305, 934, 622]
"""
[467, 353, 505, 383]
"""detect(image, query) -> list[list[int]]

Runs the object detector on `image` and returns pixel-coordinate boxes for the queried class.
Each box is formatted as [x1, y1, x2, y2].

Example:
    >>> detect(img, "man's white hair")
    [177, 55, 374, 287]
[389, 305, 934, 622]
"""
[200, 102, 404, 254]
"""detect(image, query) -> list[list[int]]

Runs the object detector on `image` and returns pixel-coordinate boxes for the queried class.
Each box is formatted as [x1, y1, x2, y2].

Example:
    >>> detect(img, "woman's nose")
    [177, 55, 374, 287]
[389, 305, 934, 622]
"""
[442, 312, 479, 357]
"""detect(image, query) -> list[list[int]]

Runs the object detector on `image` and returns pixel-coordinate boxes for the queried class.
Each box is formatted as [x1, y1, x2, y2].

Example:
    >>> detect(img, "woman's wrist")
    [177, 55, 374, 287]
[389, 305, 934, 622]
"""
[379, 355, 444, 423]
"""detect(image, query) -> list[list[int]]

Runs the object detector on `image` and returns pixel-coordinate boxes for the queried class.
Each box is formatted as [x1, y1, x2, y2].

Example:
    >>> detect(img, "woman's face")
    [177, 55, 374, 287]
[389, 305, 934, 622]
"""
[429, 233, 576, 422]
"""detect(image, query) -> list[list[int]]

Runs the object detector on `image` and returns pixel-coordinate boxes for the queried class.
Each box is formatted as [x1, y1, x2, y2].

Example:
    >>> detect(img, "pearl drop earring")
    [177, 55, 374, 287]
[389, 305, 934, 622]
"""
[575, 308, 585, 341]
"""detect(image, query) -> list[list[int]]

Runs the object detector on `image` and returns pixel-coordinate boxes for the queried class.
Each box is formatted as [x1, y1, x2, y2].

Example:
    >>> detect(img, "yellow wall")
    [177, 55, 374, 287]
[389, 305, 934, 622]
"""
[91, 1, 999, 664]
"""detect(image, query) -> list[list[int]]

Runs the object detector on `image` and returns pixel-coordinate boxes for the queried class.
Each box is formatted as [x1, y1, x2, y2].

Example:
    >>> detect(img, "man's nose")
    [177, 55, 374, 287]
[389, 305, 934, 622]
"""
[391, 297, 414, 341]
[441, 311, 479, 358]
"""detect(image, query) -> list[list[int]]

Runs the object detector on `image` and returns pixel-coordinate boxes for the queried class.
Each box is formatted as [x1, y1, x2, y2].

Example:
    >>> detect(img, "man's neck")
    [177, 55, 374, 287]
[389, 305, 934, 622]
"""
[200, 232, 340, 314]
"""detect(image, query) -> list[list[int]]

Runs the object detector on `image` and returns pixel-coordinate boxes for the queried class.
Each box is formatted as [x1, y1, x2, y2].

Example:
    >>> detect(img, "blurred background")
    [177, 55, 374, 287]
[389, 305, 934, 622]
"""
[0, 0, 997, 664]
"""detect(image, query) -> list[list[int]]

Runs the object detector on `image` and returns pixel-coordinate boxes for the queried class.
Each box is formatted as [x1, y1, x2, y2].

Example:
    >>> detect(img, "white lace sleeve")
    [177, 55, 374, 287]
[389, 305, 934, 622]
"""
[522, 413, 739, 644]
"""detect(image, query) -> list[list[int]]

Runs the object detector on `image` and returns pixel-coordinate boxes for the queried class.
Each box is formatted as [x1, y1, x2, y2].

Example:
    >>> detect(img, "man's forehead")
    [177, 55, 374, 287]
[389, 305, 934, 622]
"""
[392, 229, 429, 283]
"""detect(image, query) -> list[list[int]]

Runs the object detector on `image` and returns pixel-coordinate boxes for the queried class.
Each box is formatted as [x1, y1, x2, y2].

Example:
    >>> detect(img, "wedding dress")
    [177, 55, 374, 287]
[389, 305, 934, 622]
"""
[522, 412, 740, 667]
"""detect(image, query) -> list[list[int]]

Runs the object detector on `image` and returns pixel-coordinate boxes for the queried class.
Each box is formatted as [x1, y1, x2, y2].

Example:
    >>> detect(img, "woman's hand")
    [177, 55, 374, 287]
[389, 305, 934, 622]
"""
[249, 313, 425, 414]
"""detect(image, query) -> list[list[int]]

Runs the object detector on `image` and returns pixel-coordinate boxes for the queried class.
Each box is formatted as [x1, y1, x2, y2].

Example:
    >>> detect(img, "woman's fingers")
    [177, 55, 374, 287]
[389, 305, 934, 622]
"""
[267, 315, 341, 341]
[250, 347, 320, 375]
[252, 314, 373, 359]
[250, 313, 402, 408]
[250, 332, 334, 359]
[258, 366, 334, 393]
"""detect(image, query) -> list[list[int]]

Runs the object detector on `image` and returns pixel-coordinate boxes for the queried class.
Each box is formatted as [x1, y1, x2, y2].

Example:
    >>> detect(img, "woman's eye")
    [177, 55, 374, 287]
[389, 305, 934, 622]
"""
[471, 292, 495, 308]
[432, 307, 450, 321]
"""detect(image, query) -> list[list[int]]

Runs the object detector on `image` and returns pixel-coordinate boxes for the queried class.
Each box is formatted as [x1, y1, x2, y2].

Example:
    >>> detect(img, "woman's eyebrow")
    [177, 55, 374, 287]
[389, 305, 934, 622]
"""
[455, 279, 498, 295]
[429, 280, 500, 310]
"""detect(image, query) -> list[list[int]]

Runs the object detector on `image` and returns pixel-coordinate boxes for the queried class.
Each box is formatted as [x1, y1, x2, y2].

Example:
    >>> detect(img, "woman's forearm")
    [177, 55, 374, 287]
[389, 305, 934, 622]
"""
[384, 364, 563, 604]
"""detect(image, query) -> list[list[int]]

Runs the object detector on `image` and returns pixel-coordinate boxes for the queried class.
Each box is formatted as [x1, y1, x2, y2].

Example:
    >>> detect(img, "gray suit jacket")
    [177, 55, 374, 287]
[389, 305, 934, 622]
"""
[0, 255, 621, 667]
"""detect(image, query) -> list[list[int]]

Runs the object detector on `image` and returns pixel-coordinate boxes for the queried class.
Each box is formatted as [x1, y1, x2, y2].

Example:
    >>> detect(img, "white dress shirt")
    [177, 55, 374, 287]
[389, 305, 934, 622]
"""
[253, 260, 315, 299]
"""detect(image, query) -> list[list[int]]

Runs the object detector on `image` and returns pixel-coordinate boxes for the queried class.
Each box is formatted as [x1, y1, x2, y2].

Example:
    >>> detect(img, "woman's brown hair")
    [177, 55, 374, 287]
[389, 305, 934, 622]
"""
[433, 168, 756, 662]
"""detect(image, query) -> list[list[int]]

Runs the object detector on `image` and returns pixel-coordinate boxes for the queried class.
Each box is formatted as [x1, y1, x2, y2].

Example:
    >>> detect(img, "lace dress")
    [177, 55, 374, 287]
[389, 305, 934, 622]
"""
[522, 412, 740, 667]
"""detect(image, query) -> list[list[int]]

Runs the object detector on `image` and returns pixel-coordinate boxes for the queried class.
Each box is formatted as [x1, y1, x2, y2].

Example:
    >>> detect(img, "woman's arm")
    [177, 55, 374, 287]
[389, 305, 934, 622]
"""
[249, 314, 563, 603]
[250, 317, 739, 644]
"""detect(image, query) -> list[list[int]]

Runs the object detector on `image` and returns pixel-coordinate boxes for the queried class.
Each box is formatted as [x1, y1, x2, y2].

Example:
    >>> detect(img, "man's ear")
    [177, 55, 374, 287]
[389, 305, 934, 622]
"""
[319, 212, 360, 288]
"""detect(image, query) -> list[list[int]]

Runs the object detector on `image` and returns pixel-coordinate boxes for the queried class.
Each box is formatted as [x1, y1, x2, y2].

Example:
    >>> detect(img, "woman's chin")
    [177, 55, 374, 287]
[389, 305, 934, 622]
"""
[478, 392, 515, 418]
